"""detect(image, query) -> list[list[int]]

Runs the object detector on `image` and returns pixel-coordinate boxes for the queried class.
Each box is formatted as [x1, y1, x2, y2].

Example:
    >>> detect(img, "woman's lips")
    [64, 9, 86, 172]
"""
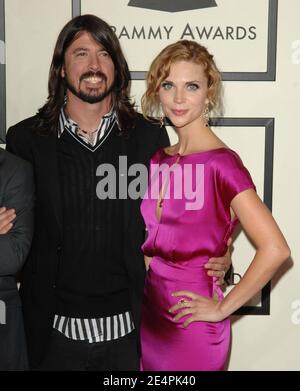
[171, 109, 188, 116]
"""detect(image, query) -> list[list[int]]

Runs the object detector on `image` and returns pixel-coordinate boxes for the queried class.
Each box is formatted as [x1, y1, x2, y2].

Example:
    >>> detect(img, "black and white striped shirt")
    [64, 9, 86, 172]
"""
[53, 312, 135, 343]
[58, 106, 117, 152]
[53, 107, 135, 342]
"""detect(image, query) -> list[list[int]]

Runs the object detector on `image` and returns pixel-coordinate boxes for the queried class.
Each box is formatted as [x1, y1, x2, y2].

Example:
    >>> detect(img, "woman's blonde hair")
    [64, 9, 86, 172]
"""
[141, 40, 222, 121]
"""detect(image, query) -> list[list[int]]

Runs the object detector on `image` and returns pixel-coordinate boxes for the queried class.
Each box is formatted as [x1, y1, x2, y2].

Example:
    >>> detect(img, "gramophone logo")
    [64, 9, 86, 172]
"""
[128, 0, 217, 12]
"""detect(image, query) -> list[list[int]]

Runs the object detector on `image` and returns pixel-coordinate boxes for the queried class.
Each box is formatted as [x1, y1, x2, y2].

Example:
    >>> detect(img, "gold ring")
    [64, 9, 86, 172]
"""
[178, 298, 187, 305]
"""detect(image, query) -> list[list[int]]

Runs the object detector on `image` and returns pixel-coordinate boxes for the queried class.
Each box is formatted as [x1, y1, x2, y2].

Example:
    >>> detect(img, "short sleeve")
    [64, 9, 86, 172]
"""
[212, 150, 256, 207]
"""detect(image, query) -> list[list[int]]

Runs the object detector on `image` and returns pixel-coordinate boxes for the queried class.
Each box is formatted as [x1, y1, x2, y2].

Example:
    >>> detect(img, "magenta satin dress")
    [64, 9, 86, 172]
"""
[140, 147, 256, 371]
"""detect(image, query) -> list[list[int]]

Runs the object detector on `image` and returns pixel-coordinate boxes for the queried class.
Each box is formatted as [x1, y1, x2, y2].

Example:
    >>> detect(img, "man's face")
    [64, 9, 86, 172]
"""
[61, 31, 115, 104]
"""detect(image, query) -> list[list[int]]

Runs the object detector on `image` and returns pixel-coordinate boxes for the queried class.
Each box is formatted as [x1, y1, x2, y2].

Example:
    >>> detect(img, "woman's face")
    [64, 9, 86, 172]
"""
[158, 60, 209, 130]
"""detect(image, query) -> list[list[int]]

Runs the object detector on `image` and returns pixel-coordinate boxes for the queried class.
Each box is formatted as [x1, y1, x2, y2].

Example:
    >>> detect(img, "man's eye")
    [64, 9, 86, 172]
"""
[187, 83, 199, 91]
[161, 82, 172, 90]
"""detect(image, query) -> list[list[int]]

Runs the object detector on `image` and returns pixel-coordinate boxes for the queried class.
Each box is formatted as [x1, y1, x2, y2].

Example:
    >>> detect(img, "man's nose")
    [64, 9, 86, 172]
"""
[88, 53, 101, 71]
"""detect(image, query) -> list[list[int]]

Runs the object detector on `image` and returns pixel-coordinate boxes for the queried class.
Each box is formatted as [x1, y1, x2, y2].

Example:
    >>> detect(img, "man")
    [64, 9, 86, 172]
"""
[6, 15, 230, 370]
[0, 148, 34, 370]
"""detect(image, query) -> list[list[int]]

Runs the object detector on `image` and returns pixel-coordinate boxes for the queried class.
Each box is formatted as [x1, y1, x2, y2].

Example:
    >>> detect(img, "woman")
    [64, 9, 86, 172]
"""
[139, 40, 290, 371]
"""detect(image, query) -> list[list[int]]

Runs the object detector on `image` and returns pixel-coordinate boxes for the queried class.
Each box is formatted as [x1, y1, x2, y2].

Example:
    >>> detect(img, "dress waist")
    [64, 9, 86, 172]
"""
[150, 255, 213, 285]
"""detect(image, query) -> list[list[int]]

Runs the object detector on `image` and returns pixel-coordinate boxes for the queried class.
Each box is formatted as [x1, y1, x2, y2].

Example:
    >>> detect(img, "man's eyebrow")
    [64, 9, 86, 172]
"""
[73, 47, 89, 53]
[73, 47, 108, 53]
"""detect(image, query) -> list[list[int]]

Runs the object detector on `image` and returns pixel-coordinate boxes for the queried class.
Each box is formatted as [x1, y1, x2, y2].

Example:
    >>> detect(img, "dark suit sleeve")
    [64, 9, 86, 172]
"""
[0, 159, 34, 275]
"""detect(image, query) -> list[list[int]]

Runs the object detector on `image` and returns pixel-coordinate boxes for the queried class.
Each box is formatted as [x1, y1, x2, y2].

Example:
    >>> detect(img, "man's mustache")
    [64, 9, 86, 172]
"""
[80, 71, 107, 83]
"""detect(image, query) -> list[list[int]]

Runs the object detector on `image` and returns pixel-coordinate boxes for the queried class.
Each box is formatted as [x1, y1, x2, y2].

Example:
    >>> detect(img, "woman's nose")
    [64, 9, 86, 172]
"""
[174, 88, 185, 103]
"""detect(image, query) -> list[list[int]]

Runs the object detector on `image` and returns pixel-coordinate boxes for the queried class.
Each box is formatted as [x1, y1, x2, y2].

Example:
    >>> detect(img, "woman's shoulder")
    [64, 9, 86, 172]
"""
[209, 147, 245, 168]
[209, 148, 255, 190]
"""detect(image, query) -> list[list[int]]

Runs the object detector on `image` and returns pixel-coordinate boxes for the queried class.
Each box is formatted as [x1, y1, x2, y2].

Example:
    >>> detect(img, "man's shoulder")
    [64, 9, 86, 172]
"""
[6, 115, 39, 148]
[133, 112, 161, 137]
[128, 112, 169, 161]
[8, 115, 38, 134]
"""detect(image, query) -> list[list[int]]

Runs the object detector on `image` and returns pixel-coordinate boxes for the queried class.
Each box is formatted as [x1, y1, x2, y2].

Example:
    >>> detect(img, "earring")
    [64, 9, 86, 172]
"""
[159, 104, 164, 128]
[202, 105, 210, 127]
[159, 116, 164, 128]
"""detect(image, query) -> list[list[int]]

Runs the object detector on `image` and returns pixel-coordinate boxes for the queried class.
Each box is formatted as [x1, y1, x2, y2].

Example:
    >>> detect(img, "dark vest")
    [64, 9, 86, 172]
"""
[56, 125, 130, 317]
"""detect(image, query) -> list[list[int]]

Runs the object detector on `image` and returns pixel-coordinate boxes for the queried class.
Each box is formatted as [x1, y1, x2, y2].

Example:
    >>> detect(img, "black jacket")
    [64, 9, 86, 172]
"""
[0, 148, 34, 370]
[6, 113, 169, 368]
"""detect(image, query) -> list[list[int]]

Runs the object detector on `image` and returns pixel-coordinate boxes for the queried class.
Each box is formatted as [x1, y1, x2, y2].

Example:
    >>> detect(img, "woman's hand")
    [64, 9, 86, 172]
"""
[169, 290, 226, 327]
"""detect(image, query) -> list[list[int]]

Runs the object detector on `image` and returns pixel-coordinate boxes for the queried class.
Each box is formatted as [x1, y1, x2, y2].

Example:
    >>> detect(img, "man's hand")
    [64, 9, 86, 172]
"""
[0, 207, 16, 234]
[204, 238, 233, 285]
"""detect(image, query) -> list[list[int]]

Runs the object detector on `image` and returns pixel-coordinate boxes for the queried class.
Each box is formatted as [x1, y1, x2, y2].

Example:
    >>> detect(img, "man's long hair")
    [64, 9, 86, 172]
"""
[35, 14, 136, 135]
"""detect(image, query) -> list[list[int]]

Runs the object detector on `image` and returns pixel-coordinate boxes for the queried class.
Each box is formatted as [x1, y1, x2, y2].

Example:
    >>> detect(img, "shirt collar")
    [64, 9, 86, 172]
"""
[58, 106, 120, 152]
[58, 106, 118, 138]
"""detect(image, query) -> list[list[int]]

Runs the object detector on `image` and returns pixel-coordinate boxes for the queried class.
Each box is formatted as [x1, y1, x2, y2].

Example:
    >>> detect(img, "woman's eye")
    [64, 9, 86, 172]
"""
[76, 52, 87, 57]
[187, 83, 199, 91]
[161, 82, 173, 90]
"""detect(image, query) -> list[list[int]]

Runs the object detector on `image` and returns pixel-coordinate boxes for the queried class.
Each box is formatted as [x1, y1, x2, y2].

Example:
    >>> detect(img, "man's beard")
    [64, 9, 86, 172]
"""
[64, 71, 115, 104]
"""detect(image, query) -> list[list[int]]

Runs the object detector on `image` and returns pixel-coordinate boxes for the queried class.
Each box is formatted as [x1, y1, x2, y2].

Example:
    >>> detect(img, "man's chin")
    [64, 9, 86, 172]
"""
[65, 81, 114, 104]
[79, 95, 107, 104]
[75, 88, 110, 104]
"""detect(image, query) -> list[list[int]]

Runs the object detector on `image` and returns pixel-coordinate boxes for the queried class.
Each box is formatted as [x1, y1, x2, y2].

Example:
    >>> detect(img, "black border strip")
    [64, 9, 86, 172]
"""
[72, 0, 81, 17]
[210, 117, 274, 315]
[130, 0, 278, 81]
[0, 0, 5, 143]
